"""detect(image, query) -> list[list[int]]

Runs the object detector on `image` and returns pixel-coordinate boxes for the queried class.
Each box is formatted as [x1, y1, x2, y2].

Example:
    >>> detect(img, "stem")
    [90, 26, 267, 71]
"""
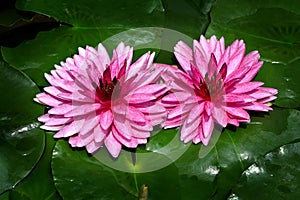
[134, 172, 139, 193]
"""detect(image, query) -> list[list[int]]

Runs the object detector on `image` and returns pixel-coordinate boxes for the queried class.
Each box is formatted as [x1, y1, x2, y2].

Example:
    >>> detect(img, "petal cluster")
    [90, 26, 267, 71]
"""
[35, 42, 167, 157]
[35, 36, 278, 157]
[161, 35, 278, 145]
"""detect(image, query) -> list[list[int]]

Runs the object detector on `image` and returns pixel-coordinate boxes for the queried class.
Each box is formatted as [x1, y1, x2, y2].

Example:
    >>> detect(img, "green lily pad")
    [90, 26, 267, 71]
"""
[206, 0, 300, 108]
[2, 0, 209, 86]
[52, 140, 181, 200]
[206, 0, 300, 64]
[9, 132, 61, 200]
[255, 59, 300, 108]
[174, 108, 300, 199]
[233, 142, 300, 199]
[0, 56, 44, 194]
[0, 192, 9, 200]
[50, 107, 300, 199]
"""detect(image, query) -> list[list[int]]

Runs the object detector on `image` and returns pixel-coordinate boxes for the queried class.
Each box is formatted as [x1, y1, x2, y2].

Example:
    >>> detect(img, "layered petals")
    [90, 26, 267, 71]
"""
[161, 35, 278, 146]
[35, 42, 168, 157]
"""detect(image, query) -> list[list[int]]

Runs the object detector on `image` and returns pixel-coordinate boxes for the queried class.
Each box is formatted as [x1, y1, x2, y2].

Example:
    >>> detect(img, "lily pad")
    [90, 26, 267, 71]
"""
[233, 142, 300, 199]
[254, 59, 300, 108]
[9, 132, 61, 200]
[206, 0, 300, 108]
[206, 0, 300, 64]
[52, 140, 181, 200]
[2, 0, 209, 86]
[50, 107, 300, 199]
[174, 108, 300, 199]
[0, 56, 44, 194]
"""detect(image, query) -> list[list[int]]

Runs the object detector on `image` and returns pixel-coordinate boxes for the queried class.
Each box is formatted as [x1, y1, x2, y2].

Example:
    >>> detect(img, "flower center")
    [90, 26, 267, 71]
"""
[195, 73, 225, 103]
[96, 76, 118, 103]
[94, 66, 120, 106]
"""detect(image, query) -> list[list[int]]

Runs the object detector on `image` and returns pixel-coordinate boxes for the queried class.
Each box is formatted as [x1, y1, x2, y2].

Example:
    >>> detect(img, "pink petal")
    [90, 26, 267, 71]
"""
[168, 105, 185, 120]
[69, 136, 84, 147]
[241, 61, 263, 83]
[55, 68, 74, 81]
[249, 87, 277, 99]
[174, 41, 193, 73]
[97, 43, 111, 69]
[225, 107, 250, 121]
[208, 54, 218, 78]
[40, 125, 64, 131]
[137, 103, 166, 115]
[38, 114, 51, 122]
[44, 86, 71, 98]
[45, 116, 72, 126]
[104, 133, 122, 158]
[80, 115, 99, 135]
[35, 93, 63, 107]
[112, 126, 139, 148]
[163, 117, 182, 128]
[133, 84, 168, 97]
[225, 65, 250, 82]
[219, 40, 245, 76]
[181, 117, 200, 142]
[212, 106, 227, 127]
[86, 141, 103, 154]
[231, 82, 264, 94]
[85, 46, 105, 75]
[94, 124, 107, 143]
[201, 115, 214, 145]
[226, 93, 256, 103]
[162, 92, 190, 104]
[54, 120, 84, 138]
[258, 96, 277, 104]
[48, 104, 73, 115]
[126, 93, 157, 104]
[126, 52, 151, 79]
[44, 73, 75, 92]
[79, 131, 94, 146]
[193, 131, 201, 144]
[100, 109, 114, 130]
[115, 118, 150, 139]
[113, 117, 131, 140]
[243, 102, 271, 111]
[127, 106, 147, 123]
[227, 118, 239, 126]
[64, 103, 101, 117]
[194, 40, 208, 76]
[186, 103, 204, 124]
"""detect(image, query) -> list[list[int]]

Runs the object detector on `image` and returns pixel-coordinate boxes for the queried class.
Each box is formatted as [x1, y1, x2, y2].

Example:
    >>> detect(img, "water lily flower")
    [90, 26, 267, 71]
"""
[35, 42, 167, 157]
[161, 35, 278, 145]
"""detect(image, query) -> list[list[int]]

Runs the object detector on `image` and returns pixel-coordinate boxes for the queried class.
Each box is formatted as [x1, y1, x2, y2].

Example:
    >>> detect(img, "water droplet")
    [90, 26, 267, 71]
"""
[204, 166, 219, 175]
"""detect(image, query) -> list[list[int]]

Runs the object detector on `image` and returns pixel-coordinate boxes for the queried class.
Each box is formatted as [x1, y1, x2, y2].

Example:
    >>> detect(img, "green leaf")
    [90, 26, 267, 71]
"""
[175, 144, 219, 200]
[211, 108, 300, 199]
[206, 0, 300, 64]
[0, 9, 23, 27]
[0, 192, 9, 200]
[0, 56, 44, 194]
[2, 0, 210, 85]
[9, 132, 61, 200]
[206, 0, 300, 108]
[50, 107, 300, 199]
[254, 59, 300, 108]
[52, 140, 181, 200]
[233, 142, 300, 199]
[173, 108, 300, 199]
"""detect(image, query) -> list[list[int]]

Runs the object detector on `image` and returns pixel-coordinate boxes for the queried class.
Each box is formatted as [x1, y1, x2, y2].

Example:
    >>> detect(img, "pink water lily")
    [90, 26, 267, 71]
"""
[161, 35, 278, 145]
[35, 42, 167, 157]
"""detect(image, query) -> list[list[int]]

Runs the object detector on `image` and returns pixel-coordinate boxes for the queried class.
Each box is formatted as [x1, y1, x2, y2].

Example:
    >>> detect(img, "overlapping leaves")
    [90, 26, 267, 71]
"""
[0, 56, 44, 194]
